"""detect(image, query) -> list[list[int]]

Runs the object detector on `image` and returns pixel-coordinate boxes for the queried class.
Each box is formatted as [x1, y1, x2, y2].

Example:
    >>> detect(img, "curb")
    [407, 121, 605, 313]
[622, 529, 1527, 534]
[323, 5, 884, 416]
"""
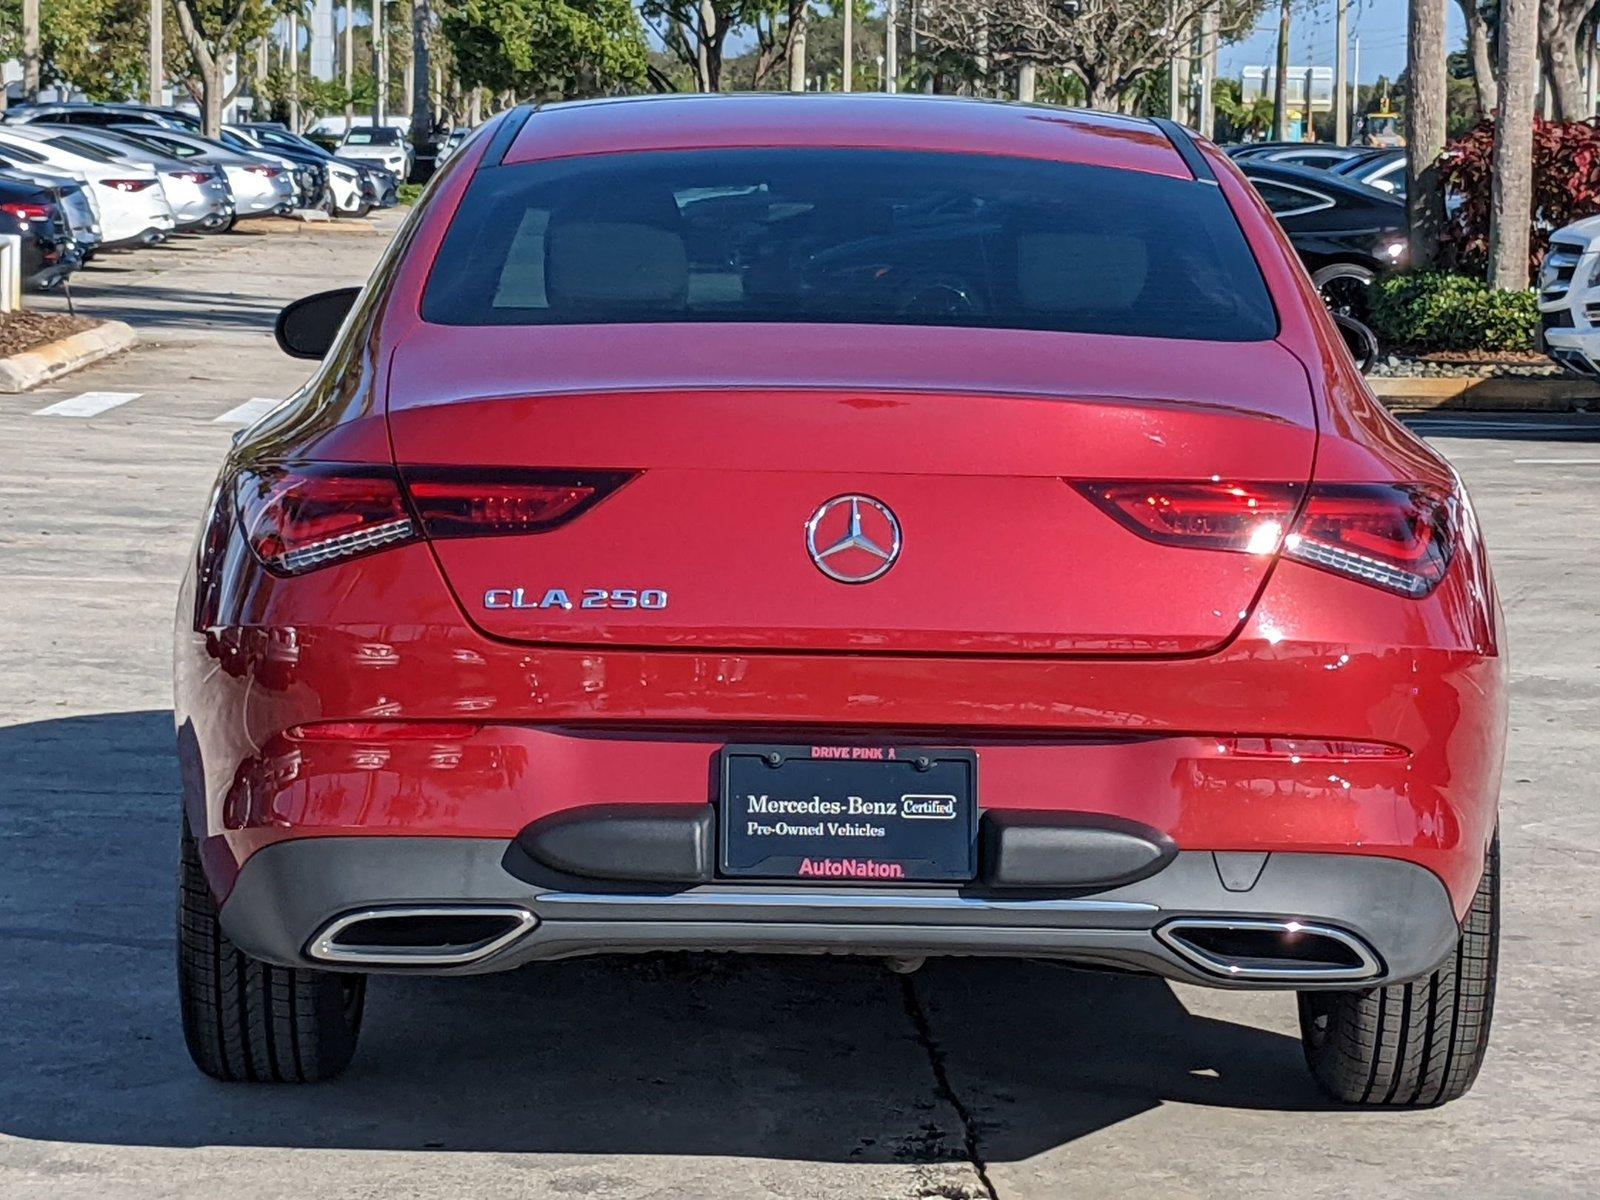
[1370, 375, 1599, 413]
[0, 320, 137, 393]
[245, 215, 378, 235]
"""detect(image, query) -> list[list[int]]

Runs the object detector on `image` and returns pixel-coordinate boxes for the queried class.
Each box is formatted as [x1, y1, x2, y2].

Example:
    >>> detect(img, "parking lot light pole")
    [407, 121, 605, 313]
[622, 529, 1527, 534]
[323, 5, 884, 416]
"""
[1334, 0, 1349, 144]
[372, 0, 385, 124]
[149, 0, 163, 105]
[886, 0, 898, 93]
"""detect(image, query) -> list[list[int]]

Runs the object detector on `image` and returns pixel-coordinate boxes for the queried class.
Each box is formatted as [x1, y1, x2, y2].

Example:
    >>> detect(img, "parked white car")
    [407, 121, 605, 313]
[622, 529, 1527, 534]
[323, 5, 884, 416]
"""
[0, 125, 174, 247]
[18, 127, 232, 232]
[336, 126, 411, 179]
[1539, 216, 1600, 380]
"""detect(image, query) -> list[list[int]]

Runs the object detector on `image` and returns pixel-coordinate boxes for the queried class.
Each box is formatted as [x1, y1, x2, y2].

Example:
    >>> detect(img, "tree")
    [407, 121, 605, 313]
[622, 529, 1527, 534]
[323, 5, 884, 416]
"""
[439, 0, 648, 100]
[1489, 0, 1538, 288]
[410, 0, 432, 151]
[1271, 0, 1290, 139]
[0, 0, 148, 101]
[169, 0, 292, 135]
[1453, 0, 1497, 116]
[640, 0, 778, 92]
[917, 0, 1264, 112]
[1405, 0, 1448, 266]
[1540, 0, 1591, 119]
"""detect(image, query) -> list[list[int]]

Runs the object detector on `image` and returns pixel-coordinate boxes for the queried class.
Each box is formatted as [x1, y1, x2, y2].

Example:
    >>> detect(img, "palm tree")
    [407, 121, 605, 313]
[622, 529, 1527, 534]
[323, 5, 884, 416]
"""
[1489, 0, 1538, 287]
[1405, 0, 1448, 266]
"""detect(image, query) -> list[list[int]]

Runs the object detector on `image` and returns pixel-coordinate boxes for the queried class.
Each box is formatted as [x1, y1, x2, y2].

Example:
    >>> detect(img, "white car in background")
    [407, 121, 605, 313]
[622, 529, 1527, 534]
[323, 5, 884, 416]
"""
[1539, 216, 1600, 380]
[106, 125, 294, 219]
[16, 126, 232, 232]
[0, 124, 174, 247]
[335, 126, 411, 179]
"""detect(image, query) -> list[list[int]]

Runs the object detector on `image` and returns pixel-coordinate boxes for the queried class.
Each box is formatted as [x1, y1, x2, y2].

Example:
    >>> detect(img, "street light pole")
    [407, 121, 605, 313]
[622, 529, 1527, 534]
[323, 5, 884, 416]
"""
[21, 0, 40, 103]
[1334, 0, 1349, 144]
[372, 0, 385, 124]
[149, 0, 163, 105]
[885, 0, 898, 93]
[843, 0, 853, 92]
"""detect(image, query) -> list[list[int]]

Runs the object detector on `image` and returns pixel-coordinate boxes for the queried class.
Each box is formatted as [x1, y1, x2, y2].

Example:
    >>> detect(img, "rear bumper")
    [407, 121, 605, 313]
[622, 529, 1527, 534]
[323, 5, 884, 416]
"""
[217, 837, 1460, 989]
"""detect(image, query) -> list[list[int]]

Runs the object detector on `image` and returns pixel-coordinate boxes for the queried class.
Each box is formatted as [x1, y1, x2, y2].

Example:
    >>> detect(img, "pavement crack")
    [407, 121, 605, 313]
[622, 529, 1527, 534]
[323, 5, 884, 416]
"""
[899, 973, 1000, 1200]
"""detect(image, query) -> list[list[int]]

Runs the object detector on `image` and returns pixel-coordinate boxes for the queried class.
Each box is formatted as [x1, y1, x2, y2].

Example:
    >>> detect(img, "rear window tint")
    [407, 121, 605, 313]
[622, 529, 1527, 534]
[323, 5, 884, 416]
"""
[422, 148, 1278, 341]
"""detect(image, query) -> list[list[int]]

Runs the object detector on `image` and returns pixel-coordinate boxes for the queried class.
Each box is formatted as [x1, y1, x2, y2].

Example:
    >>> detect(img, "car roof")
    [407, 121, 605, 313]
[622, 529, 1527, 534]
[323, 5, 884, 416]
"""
[1240, 159, 1404, 204]
[499, 94, 1197, 180]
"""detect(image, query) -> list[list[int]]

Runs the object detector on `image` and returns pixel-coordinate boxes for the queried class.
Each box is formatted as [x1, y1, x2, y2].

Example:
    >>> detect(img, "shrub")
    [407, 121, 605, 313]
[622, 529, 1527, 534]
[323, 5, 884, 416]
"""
[1440, 117, 1600, 278]
[1368, 271, 1540, 353]
[396, 183, 424, 206]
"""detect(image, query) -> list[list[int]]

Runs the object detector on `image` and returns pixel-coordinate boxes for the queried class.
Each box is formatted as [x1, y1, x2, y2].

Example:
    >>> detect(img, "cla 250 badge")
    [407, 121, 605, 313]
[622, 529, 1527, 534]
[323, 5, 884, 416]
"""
[483, 587, 668, 611]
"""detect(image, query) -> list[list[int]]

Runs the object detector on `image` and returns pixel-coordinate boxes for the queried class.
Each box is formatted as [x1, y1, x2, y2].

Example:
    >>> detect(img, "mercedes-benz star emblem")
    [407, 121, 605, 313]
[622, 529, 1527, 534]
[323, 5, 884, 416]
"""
[806, 495, 902, 583]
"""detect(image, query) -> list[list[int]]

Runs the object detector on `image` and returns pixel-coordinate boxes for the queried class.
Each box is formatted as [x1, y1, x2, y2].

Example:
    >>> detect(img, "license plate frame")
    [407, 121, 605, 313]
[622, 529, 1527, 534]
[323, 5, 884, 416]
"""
[717, 744, 978, 883]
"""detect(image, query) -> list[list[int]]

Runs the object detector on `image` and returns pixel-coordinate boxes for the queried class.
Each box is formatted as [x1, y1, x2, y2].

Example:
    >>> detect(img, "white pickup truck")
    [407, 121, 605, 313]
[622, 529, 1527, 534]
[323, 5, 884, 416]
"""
[1540, 216, 1600, 379]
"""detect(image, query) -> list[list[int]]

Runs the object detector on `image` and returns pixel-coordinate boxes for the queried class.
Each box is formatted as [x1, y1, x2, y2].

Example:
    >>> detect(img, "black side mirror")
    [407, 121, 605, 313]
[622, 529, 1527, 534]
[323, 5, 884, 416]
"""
[1331, 312, 1379, 375]
[274, 286, 361, 360]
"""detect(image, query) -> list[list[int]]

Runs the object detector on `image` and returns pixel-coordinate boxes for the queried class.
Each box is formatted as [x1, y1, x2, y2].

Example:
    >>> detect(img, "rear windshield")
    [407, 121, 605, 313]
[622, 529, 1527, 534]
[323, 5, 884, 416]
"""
[347, 128, 399, 145]
[422, 148, 1278, 341]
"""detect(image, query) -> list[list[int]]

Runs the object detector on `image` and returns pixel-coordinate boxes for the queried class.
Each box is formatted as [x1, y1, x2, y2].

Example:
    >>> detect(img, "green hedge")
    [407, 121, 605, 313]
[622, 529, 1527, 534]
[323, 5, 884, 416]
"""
[1368, 271, 1540, 353]
[396, 183, 424, 207]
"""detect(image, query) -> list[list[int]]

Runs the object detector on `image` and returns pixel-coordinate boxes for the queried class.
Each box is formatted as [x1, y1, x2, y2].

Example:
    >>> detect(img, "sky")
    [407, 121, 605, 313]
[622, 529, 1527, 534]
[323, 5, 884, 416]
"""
[1218, 0, 1468, 86]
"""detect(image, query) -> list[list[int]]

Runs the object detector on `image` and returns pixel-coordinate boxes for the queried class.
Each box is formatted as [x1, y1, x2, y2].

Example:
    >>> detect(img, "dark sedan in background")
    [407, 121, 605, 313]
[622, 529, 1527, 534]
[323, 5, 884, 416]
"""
[0, 173, 83, 288]
[1238, 159, 1407, 319]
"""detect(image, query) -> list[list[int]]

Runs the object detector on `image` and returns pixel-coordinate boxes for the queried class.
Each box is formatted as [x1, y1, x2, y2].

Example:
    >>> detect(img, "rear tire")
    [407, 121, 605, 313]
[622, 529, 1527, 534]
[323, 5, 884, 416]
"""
[177, 821, 365, 1082]
[1313, 262, 1377, 322]
[1298, 836, 1498, 1107]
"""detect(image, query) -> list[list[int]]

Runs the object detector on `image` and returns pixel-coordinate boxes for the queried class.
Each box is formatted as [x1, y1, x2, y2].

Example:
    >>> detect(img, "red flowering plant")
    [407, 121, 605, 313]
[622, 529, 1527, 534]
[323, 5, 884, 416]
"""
[1439, 117, 1600, 278]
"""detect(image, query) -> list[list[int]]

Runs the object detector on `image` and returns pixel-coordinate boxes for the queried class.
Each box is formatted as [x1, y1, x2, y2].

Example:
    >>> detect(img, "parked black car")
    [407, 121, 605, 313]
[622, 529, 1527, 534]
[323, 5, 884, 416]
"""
[1238, 160, 1407, 319]
[0, 174, 82, 289]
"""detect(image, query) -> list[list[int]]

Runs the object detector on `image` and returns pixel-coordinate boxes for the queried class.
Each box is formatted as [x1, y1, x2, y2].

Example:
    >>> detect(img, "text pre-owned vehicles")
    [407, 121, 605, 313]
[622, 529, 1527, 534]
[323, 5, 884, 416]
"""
[0, 174, 82, 287]
[106, 124, 293, 219]
[336, 124, 411, 178]
[176, 96, 1505, 1106]
[1240, 160, 1408, 320]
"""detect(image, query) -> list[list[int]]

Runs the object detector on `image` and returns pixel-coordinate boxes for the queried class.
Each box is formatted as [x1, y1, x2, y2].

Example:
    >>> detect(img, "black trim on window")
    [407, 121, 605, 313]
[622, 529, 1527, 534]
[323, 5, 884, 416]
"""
[1150, 117, 1217, 184]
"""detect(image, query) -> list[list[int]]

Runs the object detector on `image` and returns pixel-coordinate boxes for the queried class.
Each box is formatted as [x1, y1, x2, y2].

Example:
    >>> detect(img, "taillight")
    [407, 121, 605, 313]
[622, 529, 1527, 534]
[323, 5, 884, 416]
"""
[1073, 481, 1302, 555]
[1218, 737, 1408, 761]
[237, 464, 416, 576]
[237, 464, 634, 576]
[1075, 479, 1457, 597]
[105, 178, 156, 192]
[0, 201, 50, 221]
[402, 467, 634, 538]
[248, 165, 281, 177]
[170, 170, 211, 184]
[1283, 484, 1456, 597]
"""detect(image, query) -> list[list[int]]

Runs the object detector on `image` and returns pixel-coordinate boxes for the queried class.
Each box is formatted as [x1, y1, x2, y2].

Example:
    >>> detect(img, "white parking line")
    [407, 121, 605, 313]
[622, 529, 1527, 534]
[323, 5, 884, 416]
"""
[1512, 458, 1600, 466]
[31, 391, 142, 418]
[212, 397, 283, 426]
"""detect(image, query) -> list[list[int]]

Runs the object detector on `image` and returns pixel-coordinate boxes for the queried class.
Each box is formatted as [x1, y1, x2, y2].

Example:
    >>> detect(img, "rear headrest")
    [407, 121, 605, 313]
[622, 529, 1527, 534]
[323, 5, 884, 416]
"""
[1015, 232, 1147, 311]
[545, 221, 689, 311]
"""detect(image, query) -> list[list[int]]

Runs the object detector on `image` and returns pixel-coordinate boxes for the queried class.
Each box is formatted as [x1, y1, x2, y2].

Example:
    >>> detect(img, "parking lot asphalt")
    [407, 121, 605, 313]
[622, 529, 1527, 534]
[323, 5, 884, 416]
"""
[2, 221, 1597, 1199]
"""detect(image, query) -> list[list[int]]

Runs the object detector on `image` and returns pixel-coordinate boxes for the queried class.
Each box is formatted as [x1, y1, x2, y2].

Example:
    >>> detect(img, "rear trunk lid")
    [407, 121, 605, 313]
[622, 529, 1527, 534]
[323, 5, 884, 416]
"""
[386, 324, 1316, 658]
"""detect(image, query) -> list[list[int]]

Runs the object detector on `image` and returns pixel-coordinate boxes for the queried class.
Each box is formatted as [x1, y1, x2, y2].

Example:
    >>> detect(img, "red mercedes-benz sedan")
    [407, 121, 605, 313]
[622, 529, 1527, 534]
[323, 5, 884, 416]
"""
[174, 95, 1505, 1104]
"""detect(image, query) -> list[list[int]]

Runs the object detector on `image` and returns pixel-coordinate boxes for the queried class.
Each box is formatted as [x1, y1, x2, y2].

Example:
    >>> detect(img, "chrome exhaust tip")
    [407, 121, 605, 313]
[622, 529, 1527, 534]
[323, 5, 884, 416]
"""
[1156, 917, 1381, 982]
[307, 905, 536, 967]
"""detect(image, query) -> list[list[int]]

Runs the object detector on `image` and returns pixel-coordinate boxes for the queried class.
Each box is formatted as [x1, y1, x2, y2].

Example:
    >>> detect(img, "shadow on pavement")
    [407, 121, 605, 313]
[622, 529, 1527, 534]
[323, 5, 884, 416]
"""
[0, 710, 1325, 1163]
[1401, 412, 1600, 442]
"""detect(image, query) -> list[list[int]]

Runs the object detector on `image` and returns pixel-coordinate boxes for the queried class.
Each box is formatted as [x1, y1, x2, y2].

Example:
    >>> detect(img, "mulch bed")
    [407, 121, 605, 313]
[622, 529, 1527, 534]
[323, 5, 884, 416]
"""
[0, 311, 96, 358]
[1370, 347, 1564, 379]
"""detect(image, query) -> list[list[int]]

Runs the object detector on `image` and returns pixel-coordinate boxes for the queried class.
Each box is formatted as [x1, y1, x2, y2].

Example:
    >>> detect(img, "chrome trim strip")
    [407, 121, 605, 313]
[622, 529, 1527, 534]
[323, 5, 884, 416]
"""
[1155, 917, 1381, 981]
[535, 892, 1158, 913]
[307, 905, 537, 966]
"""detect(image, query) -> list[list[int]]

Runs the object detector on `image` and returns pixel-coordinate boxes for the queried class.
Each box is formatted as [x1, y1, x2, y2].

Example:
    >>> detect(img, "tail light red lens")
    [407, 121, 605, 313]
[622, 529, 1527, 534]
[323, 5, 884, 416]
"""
[1073, 481, 1302, 555]
[237, 465, 416, 576]
[170, 170, 212, 184]
[1219, 737, 1408, 761]
[106, 178, 157, 192]
[0, 201, 51, 221]
[1283, 484, 1456, 597]
[237, 464, 634, 576]
[248, 165, 281, 177]
[1075, 479, 1458, 597]
[403, 467, 634, 538]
